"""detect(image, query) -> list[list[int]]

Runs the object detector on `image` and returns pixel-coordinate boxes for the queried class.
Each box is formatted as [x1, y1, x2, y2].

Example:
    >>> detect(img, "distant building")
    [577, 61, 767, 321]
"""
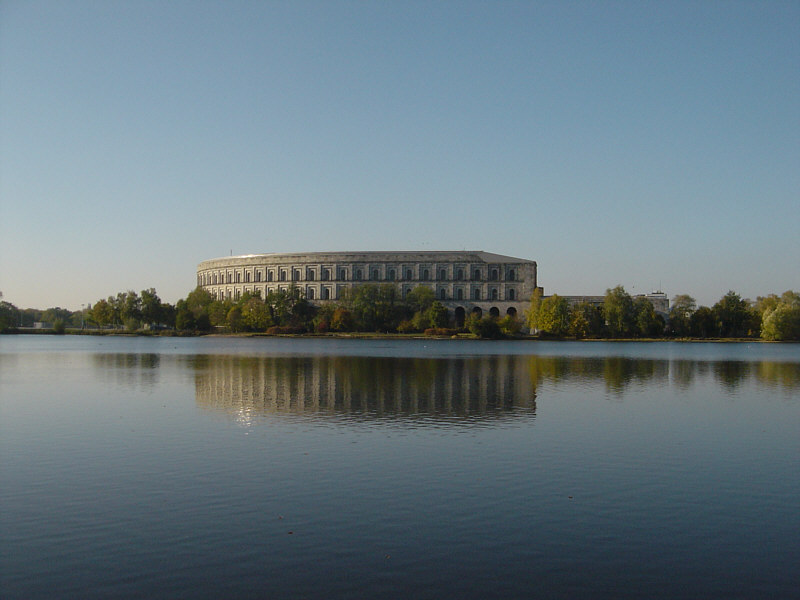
[197, 250, 539, 324]
[553, 291, 669, 316]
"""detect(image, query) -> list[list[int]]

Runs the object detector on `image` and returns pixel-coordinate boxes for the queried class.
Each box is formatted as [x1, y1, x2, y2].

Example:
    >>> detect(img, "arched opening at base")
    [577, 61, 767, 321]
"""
[471, 307, 483, 319]
[489, 307, 500, 318]
[506, 307, 517, 317]
[454, 306, 466, 328]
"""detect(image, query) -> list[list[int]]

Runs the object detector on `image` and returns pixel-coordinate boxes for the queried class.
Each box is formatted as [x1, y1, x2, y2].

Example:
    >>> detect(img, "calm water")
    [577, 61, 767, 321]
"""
[1, 336, 798, 599]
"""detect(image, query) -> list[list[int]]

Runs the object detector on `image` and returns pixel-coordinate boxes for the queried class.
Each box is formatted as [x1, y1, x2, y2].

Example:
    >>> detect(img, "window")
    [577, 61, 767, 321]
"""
[280, 270, 286, 281]
[355, 269, 362, 281]
[473, 269, 481, 280]
[456, 269, 464, 281]
[236, 272, 241, 283]
[322, 287, 330, 300]
[491, 288, 498, 300]
[439, 289, 446, 300]
[405, 269, 412, 280]
[439, 269, 446, 281]
[456, 288, 464, 300]
[388, 269, 395, 281]
[371, 270, 379, 281]
[292, 270, 300, 281]
[268, 270, 274, 282]
[473, 288, 481, 300]
[255, 271, 261, 282]
[307, 287, 315, 300]
[322, 269, 329, 281]
[422, 269, 429, 280]
[339, 269, 347, 281]
[245, 271, 250, 282]
[307, 270, 315, 281]
[508, 269, 515, 281]
[490, 269, 498, 281]
[508, 288, 515, 300]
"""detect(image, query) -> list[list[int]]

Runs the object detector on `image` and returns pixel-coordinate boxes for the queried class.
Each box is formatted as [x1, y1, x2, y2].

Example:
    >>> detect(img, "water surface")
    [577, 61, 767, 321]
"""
[1, 337, 798, 599]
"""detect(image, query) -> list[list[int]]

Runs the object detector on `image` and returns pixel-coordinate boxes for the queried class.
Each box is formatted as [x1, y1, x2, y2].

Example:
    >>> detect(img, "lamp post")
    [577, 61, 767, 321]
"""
[81, 304, 85, 330]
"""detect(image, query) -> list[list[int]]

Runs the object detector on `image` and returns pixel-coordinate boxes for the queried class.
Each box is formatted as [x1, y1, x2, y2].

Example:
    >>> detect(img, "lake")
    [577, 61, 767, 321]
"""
[1, 336, 798, 599]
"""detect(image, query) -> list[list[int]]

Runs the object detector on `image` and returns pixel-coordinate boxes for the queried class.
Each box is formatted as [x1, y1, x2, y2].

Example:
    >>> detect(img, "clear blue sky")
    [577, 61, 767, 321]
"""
[1, 0, 798, 310]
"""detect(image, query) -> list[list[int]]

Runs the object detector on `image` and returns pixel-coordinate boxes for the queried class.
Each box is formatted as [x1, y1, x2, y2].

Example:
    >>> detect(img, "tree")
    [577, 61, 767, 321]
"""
[713, 291, 756, 337]
[690, 306, 715, 338]
[634, 296, 663, 337]
[426, 301, 449, 329]
[404, 286, 435, 315]
[604, 285, 635, 337]
[90, 299, 114, 327]
[669, 294, 696, 337]
[240, 296, 272, 331]
[760, 290, 800, 341]
[0, 301, 19, 332]
[140, 288, 163, 326]
[569, 302, 604, 339]
[538, 295, 570, 336]
[527, 288, 543, 331]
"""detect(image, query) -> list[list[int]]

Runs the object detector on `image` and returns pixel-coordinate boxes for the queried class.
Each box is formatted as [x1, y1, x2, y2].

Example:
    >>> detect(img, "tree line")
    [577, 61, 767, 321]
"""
[1, 285, 798, 341]
[528, 286, 800, 341]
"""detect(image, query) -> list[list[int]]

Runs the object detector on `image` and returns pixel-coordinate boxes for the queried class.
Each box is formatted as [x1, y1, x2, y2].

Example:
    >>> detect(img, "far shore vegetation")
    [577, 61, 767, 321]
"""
[1, 286, 799, 341]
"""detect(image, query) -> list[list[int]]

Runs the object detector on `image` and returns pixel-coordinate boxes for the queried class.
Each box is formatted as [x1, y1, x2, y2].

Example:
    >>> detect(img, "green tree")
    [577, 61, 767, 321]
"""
[569, 302, 604, 339]
[690, 306, 715, 337]
[140, 288, 163, 326]
[344, 284, 403, 332]
[713, 291, 755, 337]
[0, 301, 20, 332]
[405, 286, 435, 315]
[426, 301, 449, 329]
[527, 288, 543, 331]
[90, 298, 114, 327]
[760, 290, 800, 341]
[634, 296, 663, 337]
[538, 295, 571, 336]
[669, 294, 696, 337]
[604, 286, 635, 337]
[240, 296, 272, 331]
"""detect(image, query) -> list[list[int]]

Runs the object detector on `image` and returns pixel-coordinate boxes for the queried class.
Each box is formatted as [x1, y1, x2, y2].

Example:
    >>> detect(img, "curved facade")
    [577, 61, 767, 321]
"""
[197, 251, 538, 320]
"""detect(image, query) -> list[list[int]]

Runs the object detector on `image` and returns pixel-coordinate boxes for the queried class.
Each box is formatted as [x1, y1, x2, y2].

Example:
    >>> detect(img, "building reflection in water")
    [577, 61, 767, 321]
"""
[192, 355, 538, 425]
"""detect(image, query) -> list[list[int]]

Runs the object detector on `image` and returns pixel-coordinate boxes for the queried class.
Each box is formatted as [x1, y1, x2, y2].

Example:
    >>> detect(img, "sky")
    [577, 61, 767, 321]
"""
[1, 0, 798, 310]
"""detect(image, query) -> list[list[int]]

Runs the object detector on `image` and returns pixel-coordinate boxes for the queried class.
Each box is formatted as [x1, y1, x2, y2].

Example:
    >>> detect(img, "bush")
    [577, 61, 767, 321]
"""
[469, 317, 503, 339]
[397, 319, 417, 333]
[52, 319, 66, 335]
[266, 325, 306, 335]
[424, 328, 457, 337]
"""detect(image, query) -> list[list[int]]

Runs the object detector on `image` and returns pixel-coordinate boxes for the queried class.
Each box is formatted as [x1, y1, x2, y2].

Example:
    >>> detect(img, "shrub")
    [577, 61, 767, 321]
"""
[266, 325, 306, 335]
[424, 328, 457, 337]
[397, 319, 417, 333]
[52, 319, 66, 335]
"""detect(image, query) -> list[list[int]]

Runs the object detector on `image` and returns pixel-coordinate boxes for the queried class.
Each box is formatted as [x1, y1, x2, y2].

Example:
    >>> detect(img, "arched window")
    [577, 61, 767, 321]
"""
[307, 287, 315, 300]
[280, 270, 286, 281]
[508, 269, 515, 281]
[439, 269, 446, 281]
[491, 288, 498, 300]
[490, 269, 498, 281]
[456, 288, 464, 300]
[473, 269, 481, 280]
[339, 269, 347, 281]
[388, 269, 395, 281]
[307, 270, 315, 281]
[489, 306, 500, 318]
[371, 269, 379, 281]
[456, 269, 464, 280]
[235, 272, 241, 283]
[245, 271, 250, 282]
[322, 269, 329, 281]
[422, 269, 429, 280]
[473, 288, 481, 300]
[439, 289, 446, 300]
[508, 288, 515, 300]
[355, 269, 362, 281]
[322, 287, 330, 300]
[292, 270, 300, 281]
[255, 271, 261, 282]
[268, 270, 274, 282]
[405, 269, 412, 280]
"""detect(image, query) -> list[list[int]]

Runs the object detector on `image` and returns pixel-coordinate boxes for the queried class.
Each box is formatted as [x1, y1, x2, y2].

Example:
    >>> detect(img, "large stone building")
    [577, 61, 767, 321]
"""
[197, 251, 538, 323]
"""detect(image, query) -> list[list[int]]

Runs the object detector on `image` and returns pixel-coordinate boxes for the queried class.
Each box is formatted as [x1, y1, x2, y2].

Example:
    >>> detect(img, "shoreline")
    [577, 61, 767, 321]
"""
[1, 329, 788, 343]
